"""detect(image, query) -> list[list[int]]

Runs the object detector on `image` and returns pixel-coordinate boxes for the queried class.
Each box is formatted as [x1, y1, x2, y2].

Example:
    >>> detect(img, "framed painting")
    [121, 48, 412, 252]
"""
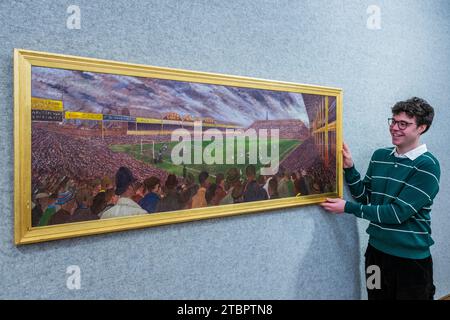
[14, 49, 343, 244]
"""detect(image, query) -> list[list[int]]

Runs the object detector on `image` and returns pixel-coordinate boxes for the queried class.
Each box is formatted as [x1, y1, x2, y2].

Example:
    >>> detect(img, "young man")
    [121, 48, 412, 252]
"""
[321, 97, 440, 300]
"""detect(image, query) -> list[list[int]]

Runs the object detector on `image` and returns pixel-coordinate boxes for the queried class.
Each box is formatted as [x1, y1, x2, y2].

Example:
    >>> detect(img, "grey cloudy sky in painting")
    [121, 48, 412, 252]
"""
[31, 66, 309, 127]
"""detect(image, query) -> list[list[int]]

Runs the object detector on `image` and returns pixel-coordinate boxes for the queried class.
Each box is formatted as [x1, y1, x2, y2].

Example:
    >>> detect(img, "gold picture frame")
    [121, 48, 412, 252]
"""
[14, 49, 343, 245]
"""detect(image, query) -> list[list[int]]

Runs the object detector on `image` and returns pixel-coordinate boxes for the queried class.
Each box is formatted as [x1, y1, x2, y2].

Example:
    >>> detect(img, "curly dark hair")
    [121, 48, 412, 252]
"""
[391, 97, 434, 134]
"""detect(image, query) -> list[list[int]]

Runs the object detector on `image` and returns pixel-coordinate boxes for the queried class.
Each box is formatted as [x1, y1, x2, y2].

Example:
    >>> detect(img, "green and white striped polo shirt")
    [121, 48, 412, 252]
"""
[344, 145, 440, 259]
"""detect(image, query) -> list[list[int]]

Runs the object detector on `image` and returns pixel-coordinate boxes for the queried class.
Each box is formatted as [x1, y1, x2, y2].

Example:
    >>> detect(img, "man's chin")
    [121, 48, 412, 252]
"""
[391, 136, 403, 146]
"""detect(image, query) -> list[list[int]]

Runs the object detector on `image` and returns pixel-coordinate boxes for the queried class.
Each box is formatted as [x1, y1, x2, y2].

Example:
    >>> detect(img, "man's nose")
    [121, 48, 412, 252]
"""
[391, 123, 401, 130]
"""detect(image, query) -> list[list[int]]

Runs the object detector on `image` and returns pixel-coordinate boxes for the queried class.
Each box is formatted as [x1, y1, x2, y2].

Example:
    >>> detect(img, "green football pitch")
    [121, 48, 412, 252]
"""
[109, 139, 301, 178]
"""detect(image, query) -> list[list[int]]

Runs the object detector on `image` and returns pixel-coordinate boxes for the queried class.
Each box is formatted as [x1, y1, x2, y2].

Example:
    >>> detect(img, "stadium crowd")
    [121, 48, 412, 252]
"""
[31, 127, 335, 227]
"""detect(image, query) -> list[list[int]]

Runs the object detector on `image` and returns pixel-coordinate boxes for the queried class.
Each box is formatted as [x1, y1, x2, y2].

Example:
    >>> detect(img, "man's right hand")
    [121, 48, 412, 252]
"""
[343, 142, 354, 169]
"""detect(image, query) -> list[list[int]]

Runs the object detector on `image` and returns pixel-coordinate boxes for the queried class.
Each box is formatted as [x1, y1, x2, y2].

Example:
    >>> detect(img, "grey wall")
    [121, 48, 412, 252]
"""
[1, 0, 449, 299]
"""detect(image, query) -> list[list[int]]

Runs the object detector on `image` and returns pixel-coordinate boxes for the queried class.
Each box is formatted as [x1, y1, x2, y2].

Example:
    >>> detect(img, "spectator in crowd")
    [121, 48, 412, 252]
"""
[95, 189, 117, 218]
[180, 173, 199, 209]
[277, 170, 293, 198]
[205, 183, 217, 205]
[131, 181, 145, 203]
[312, 182, 321, 194]
[71, 187, 98, 222]
[211, 173, 227, 205]
[101, 166, 147, 219]
[257, 175, 269, 199]
[31, 192, 50, 227]
[191, 171, 210, 208]
[220, 167, 243, 205]
[157, 174, 183, 213]
[73, 187, 93, 216]
[139, 176, 161, 213]
[257, 175, 266, 188]
[243, 165, 268, 202]
[286, 171, 295, 196]
[294, 170, 309, 196]
[300, 168, 312, 195]
[101, 175, 114, 191]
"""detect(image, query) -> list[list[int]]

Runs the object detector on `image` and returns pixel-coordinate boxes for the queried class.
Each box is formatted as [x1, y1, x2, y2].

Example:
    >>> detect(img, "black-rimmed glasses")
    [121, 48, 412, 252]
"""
[388, 118, 415, 130]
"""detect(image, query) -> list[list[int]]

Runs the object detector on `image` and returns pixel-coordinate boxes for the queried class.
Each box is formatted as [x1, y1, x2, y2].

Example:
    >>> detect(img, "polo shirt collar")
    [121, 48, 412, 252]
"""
[390, 144, 427, 160]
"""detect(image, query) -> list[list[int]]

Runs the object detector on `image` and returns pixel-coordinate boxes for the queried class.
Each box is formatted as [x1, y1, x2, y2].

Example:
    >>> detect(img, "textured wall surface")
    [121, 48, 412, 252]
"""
[0, 0, 449, 299]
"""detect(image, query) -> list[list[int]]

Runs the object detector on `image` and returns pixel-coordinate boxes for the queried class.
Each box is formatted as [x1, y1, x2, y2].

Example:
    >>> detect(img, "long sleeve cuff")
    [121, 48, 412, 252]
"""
[344, 201, 360, 215]
[343, 164, 355, 172]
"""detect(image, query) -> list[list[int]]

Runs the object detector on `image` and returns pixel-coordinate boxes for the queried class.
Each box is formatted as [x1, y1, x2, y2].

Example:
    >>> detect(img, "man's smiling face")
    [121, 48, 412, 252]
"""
[389, 112, 424, 150]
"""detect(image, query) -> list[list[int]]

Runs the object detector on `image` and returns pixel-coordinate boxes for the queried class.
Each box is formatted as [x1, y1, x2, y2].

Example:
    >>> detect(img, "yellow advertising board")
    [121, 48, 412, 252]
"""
[65, 111, 103, 121]
[136, 117, 162, 124]
[31, 97, 63, 112]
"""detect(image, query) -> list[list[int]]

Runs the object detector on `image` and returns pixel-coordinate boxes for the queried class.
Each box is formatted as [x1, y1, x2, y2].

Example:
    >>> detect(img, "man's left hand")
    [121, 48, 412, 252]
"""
[320, 198, 346, 214]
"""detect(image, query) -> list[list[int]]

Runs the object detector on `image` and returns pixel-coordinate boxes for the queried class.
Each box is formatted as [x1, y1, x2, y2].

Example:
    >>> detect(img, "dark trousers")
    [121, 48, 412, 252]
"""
[364, 244, 435, 300]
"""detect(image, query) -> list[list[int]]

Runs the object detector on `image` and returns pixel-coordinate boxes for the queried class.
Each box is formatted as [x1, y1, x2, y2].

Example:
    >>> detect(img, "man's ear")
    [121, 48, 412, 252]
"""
[418, 124, 427, 135]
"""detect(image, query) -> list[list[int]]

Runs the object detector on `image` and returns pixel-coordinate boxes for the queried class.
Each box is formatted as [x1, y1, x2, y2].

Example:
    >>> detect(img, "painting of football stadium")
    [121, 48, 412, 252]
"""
[30, 66, 337, 228]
